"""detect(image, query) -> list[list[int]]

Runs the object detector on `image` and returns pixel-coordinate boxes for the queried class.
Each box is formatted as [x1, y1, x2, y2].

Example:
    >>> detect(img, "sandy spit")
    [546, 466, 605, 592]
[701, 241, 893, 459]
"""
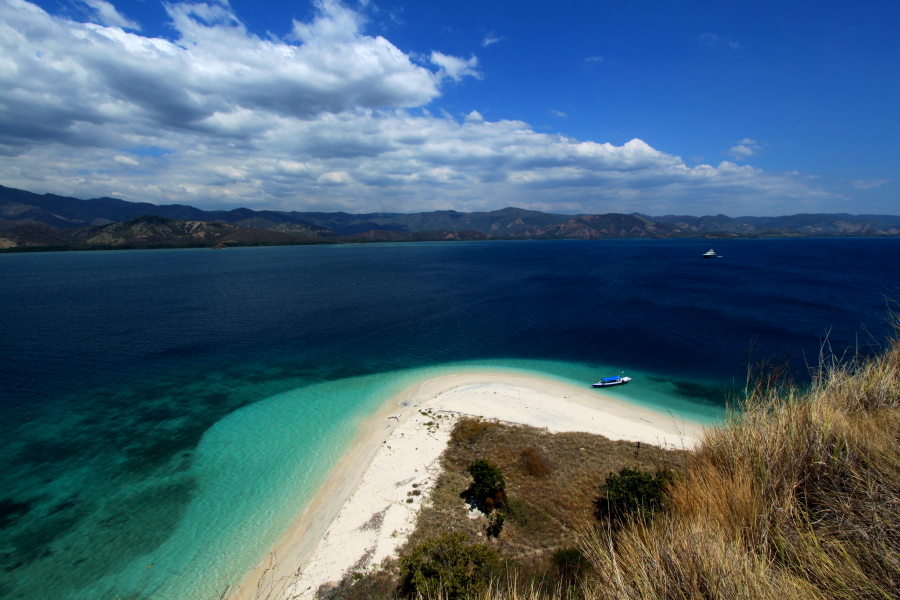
[226, 370, 706, 600]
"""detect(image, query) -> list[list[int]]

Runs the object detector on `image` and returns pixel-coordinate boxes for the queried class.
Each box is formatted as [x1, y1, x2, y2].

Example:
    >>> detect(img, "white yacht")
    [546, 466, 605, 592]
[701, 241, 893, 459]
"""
[703, 249, 717, 258]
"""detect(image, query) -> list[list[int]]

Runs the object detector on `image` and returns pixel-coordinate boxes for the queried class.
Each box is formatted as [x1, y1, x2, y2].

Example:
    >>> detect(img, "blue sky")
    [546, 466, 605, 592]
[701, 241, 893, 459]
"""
[1, 0, 897, 215]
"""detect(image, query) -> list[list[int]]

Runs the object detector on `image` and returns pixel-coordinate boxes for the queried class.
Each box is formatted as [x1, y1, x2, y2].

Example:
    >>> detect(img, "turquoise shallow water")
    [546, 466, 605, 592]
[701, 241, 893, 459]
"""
[1, 238, 898, 599]
[95, 361, 726, 600]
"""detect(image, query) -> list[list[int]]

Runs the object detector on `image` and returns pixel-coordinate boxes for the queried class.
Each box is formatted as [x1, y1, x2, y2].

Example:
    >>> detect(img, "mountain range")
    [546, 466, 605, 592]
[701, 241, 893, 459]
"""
[1, 185, 898, 251]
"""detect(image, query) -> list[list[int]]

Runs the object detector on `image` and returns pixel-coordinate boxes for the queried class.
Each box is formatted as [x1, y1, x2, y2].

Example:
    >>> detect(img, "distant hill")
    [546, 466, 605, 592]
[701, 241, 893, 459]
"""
[2, 185, 899, 252]
[637, 212, 900, 236]
[0, 185, 575, 236]
[0, 218, 79, 249]
[515, 213, 681, 239]
[337, 229, 495, 242]
[0, 215, 328, 250]
[289, 207, 573, 235]
[0, 185, 332, 236]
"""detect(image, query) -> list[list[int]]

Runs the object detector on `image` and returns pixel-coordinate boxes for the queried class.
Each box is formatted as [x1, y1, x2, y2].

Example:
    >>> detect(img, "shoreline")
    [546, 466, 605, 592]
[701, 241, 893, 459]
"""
[226, 369, 708, 600]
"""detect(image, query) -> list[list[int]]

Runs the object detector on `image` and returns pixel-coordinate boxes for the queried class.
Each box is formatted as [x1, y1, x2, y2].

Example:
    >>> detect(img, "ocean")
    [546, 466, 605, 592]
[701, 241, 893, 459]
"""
[1, 237, 898, 599]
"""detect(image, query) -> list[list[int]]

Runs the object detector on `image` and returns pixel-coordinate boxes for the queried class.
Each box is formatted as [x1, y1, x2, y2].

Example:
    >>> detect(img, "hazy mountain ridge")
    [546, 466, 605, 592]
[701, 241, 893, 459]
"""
[0, 185, 331, 235]
[2, 185, 899, 252]
[516, 214, 681, 239]
[281, 206, 573, 235]
[337, 229, 495, 242]
[79, 215, 327, 248]
[0, 215, 326, 250]
[640, 213, 900, 235]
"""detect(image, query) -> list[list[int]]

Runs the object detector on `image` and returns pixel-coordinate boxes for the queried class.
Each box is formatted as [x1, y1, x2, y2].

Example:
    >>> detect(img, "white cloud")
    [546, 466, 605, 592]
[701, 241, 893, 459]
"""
[0, 0, 477, 147]
[113, 154, 139, 166]
[0, 0, 835, 216]
[550, 110, 568, 118]
[0, 110, 831, 215]
[585, 56, 603, 63]
[482, 32, 502, 47]
[728, 145, 756, 159]
[851, 178, 890, 190]
[81, 0, 140, 30]
[727, 138, 763, 160]
[430, 52, 481, 82]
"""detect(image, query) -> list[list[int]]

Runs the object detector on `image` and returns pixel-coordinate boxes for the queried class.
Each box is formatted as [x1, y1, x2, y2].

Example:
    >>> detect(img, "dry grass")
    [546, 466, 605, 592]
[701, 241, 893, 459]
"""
[410, 419, 687, 564]
[328, 417, 687, 599]
[226, 324, 900, 600]
[580, 325, 900, 600]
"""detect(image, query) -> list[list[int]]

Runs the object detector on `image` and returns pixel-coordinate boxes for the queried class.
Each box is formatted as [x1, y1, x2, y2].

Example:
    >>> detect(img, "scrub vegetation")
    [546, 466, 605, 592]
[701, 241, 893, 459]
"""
[232, 321, 900, 600]
[320, 417, 686, 599]
[577, 324, 900, 600]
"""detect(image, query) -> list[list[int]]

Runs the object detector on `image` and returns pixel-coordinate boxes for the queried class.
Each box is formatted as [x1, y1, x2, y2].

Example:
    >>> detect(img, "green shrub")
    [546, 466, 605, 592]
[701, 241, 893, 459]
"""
[399, 532, 499, 599]
[467, 459, 506, 498]
[594, 466, 677, 527]
[486, 511, 505, 538]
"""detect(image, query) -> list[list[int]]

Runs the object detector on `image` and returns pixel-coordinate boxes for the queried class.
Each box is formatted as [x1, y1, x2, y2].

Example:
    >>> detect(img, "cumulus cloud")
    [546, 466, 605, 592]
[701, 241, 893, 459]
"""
[727, 138, 763, 160]
[550, 110, 568, 118]
[0, 109, 829, 215]
[0, 0, 833, 216]
[0, 0, 476, 147]
[430, 52, 481, 82]
[81, 0, 140, 30]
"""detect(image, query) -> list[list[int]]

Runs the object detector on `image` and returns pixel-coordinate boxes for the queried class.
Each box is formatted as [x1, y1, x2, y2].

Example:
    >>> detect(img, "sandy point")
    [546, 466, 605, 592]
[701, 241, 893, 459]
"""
[225, 369, 710, 600]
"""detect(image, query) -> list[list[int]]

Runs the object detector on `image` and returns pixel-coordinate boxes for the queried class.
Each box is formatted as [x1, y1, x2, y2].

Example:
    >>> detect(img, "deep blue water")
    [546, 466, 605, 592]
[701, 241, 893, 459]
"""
[1, 237, 898, 599]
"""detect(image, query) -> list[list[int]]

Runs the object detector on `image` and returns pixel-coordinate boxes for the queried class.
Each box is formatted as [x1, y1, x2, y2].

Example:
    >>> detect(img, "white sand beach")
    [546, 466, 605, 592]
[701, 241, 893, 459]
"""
[228, 370, 706, 600]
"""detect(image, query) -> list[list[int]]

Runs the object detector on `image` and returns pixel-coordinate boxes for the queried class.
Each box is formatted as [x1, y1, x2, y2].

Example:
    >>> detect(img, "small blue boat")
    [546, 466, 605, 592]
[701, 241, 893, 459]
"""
[592, 375, 631, 388]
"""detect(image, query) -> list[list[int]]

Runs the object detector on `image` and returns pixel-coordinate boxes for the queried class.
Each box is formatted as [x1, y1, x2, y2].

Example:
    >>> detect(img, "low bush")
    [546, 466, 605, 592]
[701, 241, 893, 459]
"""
[398, 532, 499, 599]
[486, 511, 505, 538]
[520, 446, 553, 477]
[467, 459, 506, 512]
[318, 564, 397, 600]
[594, 466, 677, 527]
[467, 459, 506, 497]
[450, 420, 498, 445]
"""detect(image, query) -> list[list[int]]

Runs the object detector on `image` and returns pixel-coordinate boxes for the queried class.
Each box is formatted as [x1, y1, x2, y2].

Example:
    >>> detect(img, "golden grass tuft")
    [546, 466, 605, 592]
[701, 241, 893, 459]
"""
[581, 323, 900, 600]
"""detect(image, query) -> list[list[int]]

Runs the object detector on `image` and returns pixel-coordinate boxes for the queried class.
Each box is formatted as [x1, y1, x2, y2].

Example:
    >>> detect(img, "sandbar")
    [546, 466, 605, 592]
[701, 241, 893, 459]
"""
[226, 370, 707, 600]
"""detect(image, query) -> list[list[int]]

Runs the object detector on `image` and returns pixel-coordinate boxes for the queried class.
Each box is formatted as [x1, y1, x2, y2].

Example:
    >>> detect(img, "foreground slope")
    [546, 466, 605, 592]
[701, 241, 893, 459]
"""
[579, 327, 900, 600]
[317, 323, 900, 600]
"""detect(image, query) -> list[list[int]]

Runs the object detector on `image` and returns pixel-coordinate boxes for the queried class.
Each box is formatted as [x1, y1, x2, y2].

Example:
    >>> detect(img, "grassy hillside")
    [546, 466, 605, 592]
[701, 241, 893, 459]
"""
[313, 320, 900, 600]
[577, 322, 900, 600]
